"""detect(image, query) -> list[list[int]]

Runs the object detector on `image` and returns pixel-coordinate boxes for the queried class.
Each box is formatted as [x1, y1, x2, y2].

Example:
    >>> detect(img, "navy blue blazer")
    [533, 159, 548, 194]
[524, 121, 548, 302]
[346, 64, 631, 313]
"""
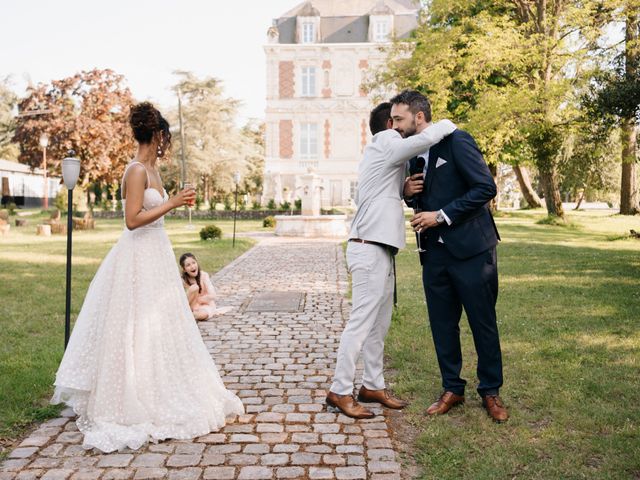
[406, 129, 500, 260]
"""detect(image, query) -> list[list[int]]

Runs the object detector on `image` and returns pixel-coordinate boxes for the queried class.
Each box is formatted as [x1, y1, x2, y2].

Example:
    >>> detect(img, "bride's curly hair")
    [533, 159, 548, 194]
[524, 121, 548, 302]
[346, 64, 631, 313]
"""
[129, 102, 171, 156]
[179, 252, 202, 293]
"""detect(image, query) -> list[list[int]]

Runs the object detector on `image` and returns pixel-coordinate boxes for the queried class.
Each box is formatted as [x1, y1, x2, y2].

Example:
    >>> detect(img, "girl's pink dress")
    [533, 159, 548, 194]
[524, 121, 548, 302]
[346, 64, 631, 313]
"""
[189, 272, 232, 319]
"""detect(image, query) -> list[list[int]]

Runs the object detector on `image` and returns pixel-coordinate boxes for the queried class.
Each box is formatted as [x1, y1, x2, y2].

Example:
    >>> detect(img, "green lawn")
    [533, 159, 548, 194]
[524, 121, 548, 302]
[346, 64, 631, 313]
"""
[389, 209, 640, 480]
[0, 213, 260, 453]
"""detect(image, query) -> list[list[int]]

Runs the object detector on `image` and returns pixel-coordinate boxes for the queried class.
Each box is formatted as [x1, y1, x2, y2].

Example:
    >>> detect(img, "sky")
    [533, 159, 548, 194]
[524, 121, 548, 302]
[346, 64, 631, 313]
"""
[1, 0, 298, 124]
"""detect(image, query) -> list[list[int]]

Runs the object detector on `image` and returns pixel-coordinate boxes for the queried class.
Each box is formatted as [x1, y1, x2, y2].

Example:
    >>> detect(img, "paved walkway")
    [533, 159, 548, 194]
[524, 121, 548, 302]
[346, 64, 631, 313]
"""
[0, 236, 403, 480]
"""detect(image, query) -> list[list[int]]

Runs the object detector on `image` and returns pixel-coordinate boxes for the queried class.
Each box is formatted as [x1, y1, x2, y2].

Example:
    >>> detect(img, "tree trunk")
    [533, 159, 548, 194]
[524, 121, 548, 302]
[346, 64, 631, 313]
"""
[489, 163, 498, 212]
[539, 166, 564, 217]
[620, 117, 638, 214]
[513, 164, 543, 208]
[574, 188, 586, 210]
[203, 175, 209, 203]
[620, 9, 639, 215]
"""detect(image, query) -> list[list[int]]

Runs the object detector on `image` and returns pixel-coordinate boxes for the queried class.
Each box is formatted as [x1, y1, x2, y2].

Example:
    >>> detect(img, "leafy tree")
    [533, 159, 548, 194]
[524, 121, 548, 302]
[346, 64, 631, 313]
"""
[240, 119, 265, 199]
[13, 69, 135, 195]
[168, 72, 265, 204]
[587, 0, 640, 214]
[0, 78, 19, 161]
[372, 0, 613, 218]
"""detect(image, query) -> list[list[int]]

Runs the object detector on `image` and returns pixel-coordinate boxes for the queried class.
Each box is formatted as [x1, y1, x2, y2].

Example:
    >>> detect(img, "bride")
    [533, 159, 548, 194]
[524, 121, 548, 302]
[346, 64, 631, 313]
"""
[51, 102, 244, 453]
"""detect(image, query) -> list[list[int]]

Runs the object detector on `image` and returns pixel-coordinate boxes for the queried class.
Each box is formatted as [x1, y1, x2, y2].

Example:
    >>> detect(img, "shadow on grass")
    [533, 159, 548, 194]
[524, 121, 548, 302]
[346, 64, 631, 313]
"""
[388, 233, 640, 480]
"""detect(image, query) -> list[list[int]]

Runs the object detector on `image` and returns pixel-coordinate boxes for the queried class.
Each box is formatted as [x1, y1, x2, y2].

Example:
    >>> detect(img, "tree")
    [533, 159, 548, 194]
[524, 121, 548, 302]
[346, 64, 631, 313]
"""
[372, 0, 610, 218]
[588, 1, 640, 214]
[559, 106, 619, 209]
[0, 78, 19, 161]
[240, 119, 265, 199]
[13, 69, 135, 192]
[169, 71, 257, 202]
[619, 4, 640, 214]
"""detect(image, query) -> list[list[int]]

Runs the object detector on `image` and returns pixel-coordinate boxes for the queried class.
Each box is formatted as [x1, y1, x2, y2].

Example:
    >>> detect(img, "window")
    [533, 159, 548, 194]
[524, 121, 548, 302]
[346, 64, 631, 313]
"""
[301, 67, 316, 97]
[374, 21, 389, 42]
[300, 123, 318, 159]
[302, 23, 315, 43]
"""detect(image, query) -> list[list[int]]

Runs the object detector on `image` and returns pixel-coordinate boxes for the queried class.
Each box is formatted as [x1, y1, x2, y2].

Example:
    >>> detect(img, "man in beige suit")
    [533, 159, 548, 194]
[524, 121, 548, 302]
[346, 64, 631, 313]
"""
[326, 102, 456, 418]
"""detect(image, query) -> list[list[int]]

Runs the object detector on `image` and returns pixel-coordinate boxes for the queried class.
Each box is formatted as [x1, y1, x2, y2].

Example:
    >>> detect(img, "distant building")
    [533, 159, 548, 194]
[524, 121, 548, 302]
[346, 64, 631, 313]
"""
[0, 159, 62, 208]
[263, 0, 420, 207]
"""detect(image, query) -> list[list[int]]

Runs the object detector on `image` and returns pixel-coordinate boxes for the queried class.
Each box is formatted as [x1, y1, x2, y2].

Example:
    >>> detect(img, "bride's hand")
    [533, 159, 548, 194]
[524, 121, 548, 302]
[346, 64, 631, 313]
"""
[170, 187, 196, 209]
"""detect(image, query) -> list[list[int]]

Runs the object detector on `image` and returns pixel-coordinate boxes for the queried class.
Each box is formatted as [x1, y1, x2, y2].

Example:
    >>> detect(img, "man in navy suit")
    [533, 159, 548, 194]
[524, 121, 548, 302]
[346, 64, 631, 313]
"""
[392, 90, 508, 422]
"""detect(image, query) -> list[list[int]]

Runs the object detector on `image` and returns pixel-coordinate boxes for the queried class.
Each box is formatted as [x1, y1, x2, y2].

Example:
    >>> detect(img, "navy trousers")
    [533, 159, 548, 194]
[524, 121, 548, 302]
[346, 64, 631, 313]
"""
[421, 242, 502, 397]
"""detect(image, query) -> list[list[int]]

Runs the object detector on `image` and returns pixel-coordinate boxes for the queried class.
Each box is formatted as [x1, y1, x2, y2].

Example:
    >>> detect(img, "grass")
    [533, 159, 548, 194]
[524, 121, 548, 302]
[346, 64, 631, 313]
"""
[0, 212, 260, 452]
[388, 209, 640, 480]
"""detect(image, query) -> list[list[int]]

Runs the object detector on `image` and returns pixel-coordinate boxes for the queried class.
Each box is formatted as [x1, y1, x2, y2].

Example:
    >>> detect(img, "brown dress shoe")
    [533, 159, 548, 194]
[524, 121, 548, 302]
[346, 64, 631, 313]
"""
[426, 391, 465, 415]
[482, 395, 509, 423]
[326, 391, 375, 419]
[357, 386, 409, 409]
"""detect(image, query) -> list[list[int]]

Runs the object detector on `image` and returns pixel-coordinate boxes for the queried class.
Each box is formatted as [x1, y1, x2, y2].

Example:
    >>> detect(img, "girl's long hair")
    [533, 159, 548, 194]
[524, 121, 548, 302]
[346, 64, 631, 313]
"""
[179, 252, 202, 293]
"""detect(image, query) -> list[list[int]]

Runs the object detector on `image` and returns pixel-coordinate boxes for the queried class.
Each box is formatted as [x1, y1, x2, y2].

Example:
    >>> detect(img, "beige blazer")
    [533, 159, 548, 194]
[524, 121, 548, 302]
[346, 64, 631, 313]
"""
[349, 120, 457, 249]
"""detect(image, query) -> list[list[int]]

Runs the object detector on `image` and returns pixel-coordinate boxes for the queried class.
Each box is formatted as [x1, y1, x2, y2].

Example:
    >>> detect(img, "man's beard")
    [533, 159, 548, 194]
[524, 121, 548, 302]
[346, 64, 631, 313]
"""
[397, 119, 417, 138]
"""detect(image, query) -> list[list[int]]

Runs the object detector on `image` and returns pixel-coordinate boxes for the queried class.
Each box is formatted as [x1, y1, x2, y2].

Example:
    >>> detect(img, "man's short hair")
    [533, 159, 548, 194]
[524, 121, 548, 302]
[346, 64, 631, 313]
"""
[369, 102, 392, 135]
[389, 90, 432, 123]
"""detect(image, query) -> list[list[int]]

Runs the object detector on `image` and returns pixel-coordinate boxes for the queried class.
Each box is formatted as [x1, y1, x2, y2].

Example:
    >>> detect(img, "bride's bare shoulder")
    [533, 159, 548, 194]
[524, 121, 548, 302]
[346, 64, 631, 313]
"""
[123, 164, 147, 193]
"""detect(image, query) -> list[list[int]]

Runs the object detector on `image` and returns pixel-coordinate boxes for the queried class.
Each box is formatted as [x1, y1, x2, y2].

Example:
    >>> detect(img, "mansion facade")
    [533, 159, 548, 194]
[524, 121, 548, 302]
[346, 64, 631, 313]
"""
[263, 0, 420, 207]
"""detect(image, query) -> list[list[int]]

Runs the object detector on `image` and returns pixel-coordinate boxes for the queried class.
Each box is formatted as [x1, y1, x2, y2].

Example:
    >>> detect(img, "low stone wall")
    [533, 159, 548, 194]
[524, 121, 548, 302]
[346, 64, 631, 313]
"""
[92, 209, 300, 220]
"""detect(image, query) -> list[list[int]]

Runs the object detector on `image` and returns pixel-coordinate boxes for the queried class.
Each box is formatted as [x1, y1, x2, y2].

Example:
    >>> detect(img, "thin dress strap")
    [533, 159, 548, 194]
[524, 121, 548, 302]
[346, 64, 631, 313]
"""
[122, 162, 150, 199]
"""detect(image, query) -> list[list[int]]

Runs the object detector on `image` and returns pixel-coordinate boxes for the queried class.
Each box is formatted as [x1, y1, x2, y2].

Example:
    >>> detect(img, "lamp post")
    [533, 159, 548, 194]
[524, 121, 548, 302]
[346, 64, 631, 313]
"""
[39, 133, 49, 209]
[62, 151, 80, 350]
[177, 88, 187, 188]
[232, 171, 241, 248]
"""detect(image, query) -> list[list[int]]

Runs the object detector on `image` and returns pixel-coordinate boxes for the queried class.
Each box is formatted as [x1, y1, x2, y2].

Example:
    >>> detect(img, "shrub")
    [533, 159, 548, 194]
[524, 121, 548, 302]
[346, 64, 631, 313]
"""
[280, 201, 291, 211]
[535, 215, 579, 229]
[7, 202, 16, 215]
[263, 216, 276, 228]
[223, 197, 232, 211]
[251, 202, 261, 210]
[195, 195, 203, 211]
[54, 191, 66, 211]
[294, 199, 302, 210]
[267, 199, 276, 210]
[199, 224, 222, 240]
[321, 208, 344, 215]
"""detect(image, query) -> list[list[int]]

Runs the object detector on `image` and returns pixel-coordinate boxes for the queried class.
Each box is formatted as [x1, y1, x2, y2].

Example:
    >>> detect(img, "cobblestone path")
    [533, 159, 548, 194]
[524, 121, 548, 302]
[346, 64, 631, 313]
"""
[1, 237, 403, 480]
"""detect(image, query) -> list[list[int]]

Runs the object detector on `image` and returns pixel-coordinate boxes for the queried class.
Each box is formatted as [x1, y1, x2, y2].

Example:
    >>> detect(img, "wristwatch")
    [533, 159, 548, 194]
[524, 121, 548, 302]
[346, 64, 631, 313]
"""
[435, 211, 446, 225]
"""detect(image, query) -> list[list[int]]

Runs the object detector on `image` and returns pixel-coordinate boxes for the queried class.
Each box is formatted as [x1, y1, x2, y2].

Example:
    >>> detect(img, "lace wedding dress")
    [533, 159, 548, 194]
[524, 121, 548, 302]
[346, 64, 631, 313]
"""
[51, 162, 244, 453]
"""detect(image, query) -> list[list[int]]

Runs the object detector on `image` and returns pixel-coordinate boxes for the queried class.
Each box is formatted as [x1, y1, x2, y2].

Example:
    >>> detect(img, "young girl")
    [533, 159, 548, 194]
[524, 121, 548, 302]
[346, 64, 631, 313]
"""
[180, 253, 232, 320]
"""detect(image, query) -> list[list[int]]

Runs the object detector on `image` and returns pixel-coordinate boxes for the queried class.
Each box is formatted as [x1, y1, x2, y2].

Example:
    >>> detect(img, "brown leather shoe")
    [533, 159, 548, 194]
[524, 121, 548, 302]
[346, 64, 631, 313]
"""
[482, 395, 509, 423]
[326, 391, 375, 419]
[357, 386, 409, 409]
[426, 391, 465, 415]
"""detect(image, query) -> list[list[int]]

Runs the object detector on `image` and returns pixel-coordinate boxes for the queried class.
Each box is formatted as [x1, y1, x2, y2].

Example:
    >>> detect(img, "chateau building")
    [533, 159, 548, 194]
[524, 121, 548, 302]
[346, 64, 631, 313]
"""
[263, 0, 420, 207]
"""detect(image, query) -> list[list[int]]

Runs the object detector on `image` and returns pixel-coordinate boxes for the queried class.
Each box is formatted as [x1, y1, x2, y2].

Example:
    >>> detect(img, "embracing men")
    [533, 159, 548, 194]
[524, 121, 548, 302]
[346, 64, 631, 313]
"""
[328, 90, 508, 423]
[326, 97, 456, 418]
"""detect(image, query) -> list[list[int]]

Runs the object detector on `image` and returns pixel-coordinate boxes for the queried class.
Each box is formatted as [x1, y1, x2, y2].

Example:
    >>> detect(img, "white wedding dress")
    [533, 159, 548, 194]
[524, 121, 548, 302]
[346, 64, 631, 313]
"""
[51, 162, 244, 453]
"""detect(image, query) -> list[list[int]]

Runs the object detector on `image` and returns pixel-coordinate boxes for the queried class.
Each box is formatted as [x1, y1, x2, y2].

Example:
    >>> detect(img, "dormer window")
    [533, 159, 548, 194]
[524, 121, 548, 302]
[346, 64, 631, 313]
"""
[374, 21, 389, 42]
[296, 3, 321, 44]
[302, 23, 316, 43]
[368, 4, 394, 44]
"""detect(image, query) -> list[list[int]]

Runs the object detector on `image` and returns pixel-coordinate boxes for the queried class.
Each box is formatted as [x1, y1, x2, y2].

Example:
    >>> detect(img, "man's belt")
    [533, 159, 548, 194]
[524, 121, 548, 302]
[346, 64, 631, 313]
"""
[349, 238, 398, 256]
